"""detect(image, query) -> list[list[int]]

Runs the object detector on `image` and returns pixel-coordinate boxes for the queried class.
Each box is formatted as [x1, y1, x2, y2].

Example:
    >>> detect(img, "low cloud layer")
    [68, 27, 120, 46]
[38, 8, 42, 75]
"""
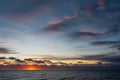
[81, 53, 120, 64]
[0, 55, 120, 70]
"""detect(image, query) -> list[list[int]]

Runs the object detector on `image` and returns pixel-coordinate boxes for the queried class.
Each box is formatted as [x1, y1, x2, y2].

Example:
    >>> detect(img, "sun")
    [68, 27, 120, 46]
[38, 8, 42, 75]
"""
[26, 66, 36, 70]
[22, 65, 42, 70]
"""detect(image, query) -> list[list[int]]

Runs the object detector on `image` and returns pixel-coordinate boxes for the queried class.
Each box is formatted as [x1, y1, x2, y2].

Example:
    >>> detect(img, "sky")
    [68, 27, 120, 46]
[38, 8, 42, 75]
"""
[0, 0, 120, 70]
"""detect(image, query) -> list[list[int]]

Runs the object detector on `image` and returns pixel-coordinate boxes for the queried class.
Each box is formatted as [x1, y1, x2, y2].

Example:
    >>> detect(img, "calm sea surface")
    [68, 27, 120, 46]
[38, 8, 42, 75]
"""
[0, 70, 120, 80]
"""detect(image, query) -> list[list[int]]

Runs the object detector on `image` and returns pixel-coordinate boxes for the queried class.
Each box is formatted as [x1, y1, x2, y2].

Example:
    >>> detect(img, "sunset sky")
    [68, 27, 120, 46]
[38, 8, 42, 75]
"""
[0, 0, 120, 70]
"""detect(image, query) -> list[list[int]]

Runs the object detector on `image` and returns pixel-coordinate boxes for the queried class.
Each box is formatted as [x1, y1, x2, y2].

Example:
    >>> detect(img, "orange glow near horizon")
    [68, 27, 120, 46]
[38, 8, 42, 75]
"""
[21, 65, 42, 70]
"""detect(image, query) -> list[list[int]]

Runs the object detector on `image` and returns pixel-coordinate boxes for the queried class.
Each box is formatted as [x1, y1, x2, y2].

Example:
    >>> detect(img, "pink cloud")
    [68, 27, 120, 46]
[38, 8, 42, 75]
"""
[49, 21, 62, 25]
[98, 0, 105, 8]
[79, 29, 104, 34]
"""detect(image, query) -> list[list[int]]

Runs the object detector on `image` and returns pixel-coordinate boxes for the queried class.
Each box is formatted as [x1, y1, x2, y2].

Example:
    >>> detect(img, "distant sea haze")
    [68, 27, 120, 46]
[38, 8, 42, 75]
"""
[0, 70, 120, 80]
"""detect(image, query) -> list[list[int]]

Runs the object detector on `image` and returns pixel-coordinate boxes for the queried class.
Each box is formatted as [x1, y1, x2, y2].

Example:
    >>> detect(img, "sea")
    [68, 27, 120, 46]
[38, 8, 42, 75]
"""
[0, 70, 120, 80]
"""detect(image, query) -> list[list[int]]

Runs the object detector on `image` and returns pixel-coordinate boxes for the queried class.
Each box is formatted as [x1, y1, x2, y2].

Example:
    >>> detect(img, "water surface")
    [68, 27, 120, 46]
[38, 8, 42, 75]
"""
[0, 70, 120, 80]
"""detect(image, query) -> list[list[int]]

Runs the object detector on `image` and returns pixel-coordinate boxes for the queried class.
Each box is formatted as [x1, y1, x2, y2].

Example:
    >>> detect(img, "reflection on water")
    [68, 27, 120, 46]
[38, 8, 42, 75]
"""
[0, 70, 120, 80]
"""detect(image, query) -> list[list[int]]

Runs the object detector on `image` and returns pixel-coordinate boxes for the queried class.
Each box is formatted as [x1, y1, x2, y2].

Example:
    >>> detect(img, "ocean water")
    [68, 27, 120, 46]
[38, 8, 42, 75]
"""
[0, 70, 120, 80]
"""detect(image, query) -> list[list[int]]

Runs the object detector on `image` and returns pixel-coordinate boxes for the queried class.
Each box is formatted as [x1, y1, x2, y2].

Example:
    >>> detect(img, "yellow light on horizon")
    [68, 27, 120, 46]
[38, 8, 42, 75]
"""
[22, 65, 42, 70]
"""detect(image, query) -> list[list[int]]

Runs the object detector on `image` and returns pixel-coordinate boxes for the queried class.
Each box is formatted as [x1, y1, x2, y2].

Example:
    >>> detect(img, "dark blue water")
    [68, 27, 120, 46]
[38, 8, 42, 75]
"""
[0, 70, 120, 80]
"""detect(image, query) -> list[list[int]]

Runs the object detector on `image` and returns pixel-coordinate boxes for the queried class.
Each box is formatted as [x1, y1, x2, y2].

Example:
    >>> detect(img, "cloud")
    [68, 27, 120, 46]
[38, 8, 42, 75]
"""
[44, 60, 53, 64]
[81, 53, 120, 64]
[1, 0, 118, 43]
[77, 61, 83, 64]
[69, 23, 120, 40]
[42, 1, 120, 41]
[81, 53, 113, 60]
[43, 21, 68, 32]
[24, 58, 45, 64]
[110, 45, 120, 51]
[91, 41, 120, 46]
[101, 55, 120, 63]
[9, 57, 16, 60]
[70, 30, 102, 40]
[89, 0, 120, 13]
[0, 55, 120, 70]
[43, 15, 80, 33]
[34, 60, 45, 63]
[0, 47, 17, 54]
[24, 58, 33, 61]
[0, 57, 6, 59]
[15, 59, 25, 63]
[104, 25, 120, 35]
